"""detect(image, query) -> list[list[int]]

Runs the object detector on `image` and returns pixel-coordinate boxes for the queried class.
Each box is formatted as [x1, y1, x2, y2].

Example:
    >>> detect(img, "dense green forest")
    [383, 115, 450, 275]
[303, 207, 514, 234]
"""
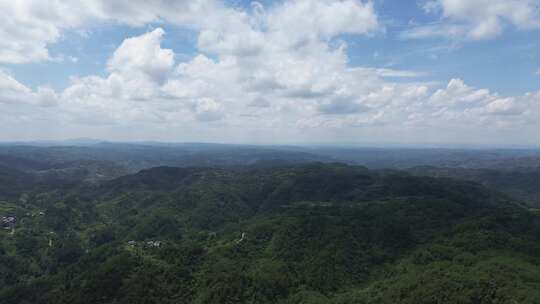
[1, 161, 540, 303]
[409, 166, 540, 208]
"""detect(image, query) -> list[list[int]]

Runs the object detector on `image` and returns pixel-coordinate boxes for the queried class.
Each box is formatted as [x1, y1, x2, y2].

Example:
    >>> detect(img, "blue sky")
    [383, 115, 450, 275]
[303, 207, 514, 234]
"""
[7, 0, 539, 95]
[1, 0, 540, 144]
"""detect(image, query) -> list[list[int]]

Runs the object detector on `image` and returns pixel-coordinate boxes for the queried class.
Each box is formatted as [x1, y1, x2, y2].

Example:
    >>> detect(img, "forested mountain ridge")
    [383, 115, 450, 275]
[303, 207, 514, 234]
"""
[0, 165, 36, 200]
[409, 166, 540, 207]
[0, 144, 334, 173]
[1, 163, 540, 303]
[4, 143, 540, 206]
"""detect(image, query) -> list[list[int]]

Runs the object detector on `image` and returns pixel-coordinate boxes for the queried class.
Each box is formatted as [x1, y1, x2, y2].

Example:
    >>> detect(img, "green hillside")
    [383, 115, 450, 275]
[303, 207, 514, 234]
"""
[410, 166, 540, 207]
[1, 163, 539, 303]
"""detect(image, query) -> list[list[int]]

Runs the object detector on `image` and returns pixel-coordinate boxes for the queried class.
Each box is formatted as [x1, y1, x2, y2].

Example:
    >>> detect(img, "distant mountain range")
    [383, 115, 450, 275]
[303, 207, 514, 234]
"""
[1, 142, 540, 207]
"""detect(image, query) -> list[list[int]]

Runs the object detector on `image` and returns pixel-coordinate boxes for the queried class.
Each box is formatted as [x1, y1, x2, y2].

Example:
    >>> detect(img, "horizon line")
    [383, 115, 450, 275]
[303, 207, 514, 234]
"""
[1, 138, 540, 150]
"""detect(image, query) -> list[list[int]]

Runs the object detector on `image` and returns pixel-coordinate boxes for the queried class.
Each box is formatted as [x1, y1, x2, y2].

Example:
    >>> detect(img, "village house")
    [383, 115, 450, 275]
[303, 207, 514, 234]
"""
[1, 216, 16, 229]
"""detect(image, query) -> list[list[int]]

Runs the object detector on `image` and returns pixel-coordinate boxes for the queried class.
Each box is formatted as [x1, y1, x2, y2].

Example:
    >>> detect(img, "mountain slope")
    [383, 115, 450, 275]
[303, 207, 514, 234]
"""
[1, 163, 539, 304]
[410, 166, 540, 207]
[0, 165, 36, 200]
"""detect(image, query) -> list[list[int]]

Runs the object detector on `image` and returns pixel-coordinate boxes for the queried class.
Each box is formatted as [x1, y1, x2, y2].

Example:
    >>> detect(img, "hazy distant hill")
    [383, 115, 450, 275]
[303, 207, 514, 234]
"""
[0, 143, 334, 172]
[297, 146, 540, 169]
[3, 142, 540, 171]
[409, 166, 540, 207]
[3, 142, 540, 207]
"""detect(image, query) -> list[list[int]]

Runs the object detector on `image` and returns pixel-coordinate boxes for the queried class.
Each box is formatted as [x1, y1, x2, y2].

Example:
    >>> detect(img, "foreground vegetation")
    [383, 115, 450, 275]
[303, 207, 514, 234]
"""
[1, 163, 540, 303]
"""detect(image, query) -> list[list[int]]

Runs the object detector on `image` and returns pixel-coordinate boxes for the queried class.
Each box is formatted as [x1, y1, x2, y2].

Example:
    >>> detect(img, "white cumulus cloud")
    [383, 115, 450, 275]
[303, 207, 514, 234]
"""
[405, 0, 540, 40]
[0, 0, 539, 144]
[107, 28, 174, 85]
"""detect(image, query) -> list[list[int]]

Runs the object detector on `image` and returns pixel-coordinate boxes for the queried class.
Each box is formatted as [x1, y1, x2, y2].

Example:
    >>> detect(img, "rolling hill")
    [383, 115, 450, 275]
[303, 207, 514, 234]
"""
[1, 163, 539, 303]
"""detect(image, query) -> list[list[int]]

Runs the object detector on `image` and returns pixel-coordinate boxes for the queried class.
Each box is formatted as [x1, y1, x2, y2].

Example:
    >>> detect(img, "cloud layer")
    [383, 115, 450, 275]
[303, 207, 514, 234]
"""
[0, 0, 539, 144]
[404, 0, 540, 40]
